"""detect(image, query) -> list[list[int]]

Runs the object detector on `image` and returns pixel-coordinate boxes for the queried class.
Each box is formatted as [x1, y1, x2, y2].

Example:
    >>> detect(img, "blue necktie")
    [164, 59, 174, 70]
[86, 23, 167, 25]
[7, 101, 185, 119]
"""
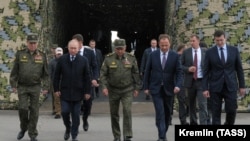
[162, 53, 166, 69]
[220, 48, 225, 65]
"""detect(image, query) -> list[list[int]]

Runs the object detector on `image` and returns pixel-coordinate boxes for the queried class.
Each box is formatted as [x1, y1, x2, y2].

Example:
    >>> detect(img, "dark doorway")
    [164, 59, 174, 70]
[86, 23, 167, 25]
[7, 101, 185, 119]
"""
[52, 0, 166, 66]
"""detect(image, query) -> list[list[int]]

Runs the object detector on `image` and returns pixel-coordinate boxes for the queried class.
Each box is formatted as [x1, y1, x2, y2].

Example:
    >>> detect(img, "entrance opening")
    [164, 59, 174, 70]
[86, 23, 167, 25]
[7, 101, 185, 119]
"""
[52, 0, 166, 65]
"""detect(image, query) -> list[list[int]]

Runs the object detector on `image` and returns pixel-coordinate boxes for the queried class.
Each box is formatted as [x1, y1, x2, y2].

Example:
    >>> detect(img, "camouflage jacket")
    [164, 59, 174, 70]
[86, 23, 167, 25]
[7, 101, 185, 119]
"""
[100, 52, 140, 92]
[10, 48, 49, 89]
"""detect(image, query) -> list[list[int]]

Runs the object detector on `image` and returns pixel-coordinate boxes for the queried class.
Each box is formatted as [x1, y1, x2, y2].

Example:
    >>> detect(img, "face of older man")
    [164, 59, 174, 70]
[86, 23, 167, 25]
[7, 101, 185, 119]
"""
[27, 41, 38, 52]
[115, 47, 126, 57]
[68, 39, 79, 56]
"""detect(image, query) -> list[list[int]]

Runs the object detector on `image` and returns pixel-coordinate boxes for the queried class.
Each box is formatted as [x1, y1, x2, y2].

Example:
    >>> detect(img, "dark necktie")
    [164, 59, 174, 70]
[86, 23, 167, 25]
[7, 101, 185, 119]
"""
[193, 50, 197, 80]
[71, 56, 75, 61]
[220, 48, 225, 65]
[162, 53, 166, 69]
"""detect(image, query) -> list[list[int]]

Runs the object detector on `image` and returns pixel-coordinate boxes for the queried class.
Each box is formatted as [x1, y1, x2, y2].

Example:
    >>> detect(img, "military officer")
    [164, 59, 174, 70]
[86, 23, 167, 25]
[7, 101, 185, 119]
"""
[100, 39, 140, 141]
[10, 33, 49, 141]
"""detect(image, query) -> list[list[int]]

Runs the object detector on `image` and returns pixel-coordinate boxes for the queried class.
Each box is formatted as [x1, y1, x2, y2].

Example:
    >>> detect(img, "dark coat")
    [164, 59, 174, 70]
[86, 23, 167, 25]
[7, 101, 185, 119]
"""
[81, 48, 99, 80]
[53, 53, 91, 101]
[202, 45, 245, 92]
[143, 50, 183, 96]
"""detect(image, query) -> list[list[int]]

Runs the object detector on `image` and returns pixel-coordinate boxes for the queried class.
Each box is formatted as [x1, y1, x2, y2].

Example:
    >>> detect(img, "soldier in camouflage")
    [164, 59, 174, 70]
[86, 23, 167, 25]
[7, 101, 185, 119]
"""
[10, 33, 49, 141]
[100, 39, 140, 141]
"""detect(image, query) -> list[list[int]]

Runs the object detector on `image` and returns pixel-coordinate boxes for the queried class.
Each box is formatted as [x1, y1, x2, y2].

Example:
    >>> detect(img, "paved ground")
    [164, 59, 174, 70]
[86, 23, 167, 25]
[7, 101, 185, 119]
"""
[0, 92, 250, 141]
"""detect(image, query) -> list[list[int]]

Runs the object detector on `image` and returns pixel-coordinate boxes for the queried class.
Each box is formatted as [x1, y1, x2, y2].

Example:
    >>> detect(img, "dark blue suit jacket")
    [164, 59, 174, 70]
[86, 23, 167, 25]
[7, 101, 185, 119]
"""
[81, 48, 99, 80]
[140, 47, 159, 74]
[95, 48, 103, 71]
[53, 53, 91, 101]
[143, 50, 183, 96]
[202, 45, 245, 92]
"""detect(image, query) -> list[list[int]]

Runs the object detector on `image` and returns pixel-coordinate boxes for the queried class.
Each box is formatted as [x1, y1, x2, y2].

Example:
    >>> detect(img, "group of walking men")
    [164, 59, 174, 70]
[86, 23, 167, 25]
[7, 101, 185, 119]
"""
[9, 29, 246, 141]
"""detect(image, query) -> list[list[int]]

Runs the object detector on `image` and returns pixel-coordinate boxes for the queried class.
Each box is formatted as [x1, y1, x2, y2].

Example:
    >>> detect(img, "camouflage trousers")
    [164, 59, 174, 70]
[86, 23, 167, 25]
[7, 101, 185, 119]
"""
[109, 90, 133, 139]
[17, 84, 41, 138]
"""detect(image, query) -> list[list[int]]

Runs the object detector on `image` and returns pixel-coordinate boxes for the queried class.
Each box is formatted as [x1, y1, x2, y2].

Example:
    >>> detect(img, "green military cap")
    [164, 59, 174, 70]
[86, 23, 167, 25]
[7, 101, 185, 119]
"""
[51, 44, 58, 49]
[27, 33, 38, 42]
[114, 39, 126, 48]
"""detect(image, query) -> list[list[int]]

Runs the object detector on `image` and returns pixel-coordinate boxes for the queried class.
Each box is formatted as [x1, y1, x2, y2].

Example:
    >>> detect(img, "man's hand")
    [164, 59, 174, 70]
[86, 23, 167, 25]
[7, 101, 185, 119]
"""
[133, 90, 139, 97]
[188, 66, 196, 73]
[144, 89, 149, 95]
[55, 91, 61, 97]
[91, 80, 99, 87]
[239, 88, 246, 97]
[174, 87, 180, 94]
[84, 94, 91, 100]
[102, 88, 109, 96]
[203, 90, 210, 98]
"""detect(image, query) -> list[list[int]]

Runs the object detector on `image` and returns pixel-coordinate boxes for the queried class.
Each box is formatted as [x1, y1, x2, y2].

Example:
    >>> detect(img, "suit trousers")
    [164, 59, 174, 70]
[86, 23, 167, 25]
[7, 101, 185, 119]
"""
[61, 100, 81, 138]
[210, 84, 237, 125]
[176, 86, 189, 123]
[81, 87, 94, 118]
[151, 86, 173, 139]
[187, 79, 208, 125]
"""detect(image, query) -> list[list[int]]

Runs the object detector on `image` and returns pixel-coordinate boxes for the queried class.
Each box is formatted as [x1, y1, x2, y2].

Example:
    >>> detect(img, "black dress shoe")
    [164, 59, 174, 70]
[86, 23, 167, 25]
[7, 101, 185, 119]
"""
[124, 136, 132, 141]
[113, 138, 121, 141]
[64, 130, 70, 140]
[30, 137, 38, 141]
[17, 130, 26, 140]
[157, 139, 167, 141]
[54, 114, 61, 119]
[72, 136, 78, 141]
[181, 121, 189, 125]
[83, 120, 89, 131]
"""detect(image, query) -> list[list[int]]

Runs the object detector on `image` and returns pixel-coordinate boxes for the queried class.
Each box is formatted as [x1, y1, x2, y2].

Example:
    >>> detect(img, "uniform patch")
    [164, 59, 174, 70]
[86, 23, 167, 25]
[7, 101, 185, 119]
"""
[34, 55, 43, 63]
[123, 57, 130, 65]
[20, 55, 28, 62]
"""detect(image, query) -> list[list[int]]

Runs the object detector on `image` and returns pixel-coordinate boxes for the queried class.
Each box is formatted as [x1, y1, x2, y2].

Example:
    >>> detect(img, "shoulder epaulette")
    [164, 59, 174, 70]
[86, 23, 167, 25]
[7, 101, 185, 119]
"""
[128, 52, 135, 57]
[106, 52, 115, 57]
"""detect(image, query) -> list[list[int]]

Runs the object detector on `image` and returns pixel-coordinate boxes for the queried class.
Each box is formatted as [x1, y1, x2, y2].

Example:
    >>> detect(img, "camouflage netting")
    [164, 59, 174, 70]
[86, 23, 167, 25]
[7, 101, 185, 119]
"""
[0, 0, 249, 111]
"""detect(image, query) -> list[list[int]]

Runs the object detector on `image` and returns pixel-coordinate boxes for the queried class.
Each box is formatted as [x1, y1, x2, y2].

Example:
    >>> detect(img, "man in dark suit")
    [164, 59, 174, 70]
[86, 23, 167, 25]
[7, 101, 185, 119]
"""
[143, 34, 182, 141]
[89, 39, 103, 97]
[140, 38, 158, 100]
[72, 34, 99, 132]
[53, 39, 91, 141]
[181, 35, 208, 125]
[175, 44, 189, 125]
[203, 30, 245, 125]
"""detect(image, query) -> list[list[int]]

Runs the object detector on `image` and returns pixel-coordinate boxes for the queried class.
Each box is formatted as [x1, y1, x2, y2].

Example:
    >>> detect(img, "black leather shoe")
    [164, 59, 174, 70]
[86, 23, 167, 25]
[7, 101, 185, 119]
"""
[54, 114, 61, 119]
[145, 95, 150, 100]
[64, 130, 70, 140]
[72, 136, 78, 141]
[124, 136, 132, 141]
[157, 139, 167, 141]
[30, 137, 37, 141]
[181, 121, 189, 125]
[113, 138, 121, 141]
[17, 130, 26, 140]
[83, 120, 89, 131]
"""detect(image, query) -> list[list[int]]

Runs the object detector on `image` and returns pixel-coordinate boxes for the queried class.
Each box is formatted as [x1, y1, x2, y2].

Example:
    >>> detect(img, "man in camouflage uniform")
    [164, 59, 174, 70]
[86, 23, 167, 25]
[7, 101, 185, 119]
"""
[10, 33, 49, 141]
[100, 39, 140, 141]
